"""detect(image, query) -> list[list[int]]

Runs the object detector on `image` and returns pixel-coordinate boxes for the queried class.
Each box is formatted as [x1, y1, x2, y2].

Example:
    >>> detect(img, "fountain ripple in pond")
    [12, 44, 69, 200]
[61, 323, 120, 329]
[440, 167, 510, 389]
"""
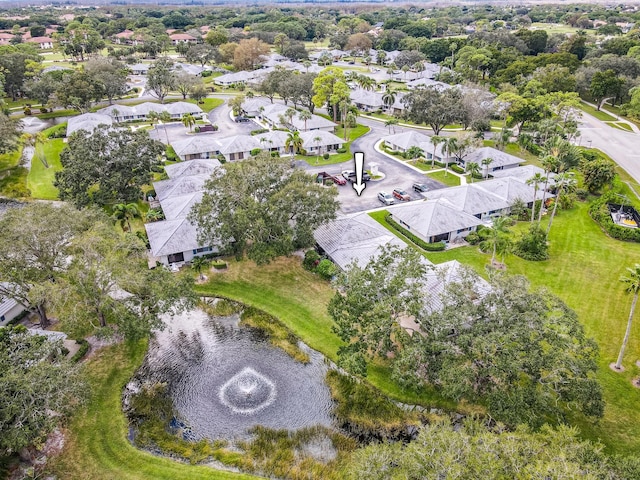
[219, 367, 276, 414]
[144, 309, 334, 441]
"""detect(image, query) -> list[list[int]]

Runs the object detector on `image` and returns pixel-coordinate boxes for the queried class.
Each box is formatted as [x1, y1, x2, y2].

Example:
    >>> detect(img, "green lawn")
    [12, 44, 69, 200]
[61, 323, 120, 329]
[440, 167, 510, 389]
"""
[167, 97, 224, 113]
[426, 169, 461, 187]
[607, 122, 633, 132]
[580, 101, 617, 122]
[301, 124, 370, 166]
[373, 199, 640, 455]
[48, 341, 258, 480]
[0, 146, 22, 172]
[194, 257, 459, 410]
[27, 138, 64, 199]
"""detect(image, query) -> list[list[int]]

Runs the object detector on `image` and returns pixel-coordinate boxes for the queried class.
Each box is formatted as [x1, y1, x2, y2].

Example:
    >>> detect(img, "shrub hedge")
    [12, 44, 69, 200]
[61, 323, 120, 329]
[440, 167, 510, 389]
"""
[589, 193, 640, 242]
[385, 214, 446, 251]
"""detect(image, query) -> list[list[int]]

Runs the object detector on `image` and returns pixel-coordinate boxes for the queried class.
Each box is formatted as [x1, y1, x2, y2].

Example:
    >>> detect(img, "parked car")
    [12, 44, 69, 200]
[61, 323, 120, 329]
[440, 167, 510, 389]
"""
[317, 171, 346, 186]
[378, 191, 395, 205]
[234, 116, 250, 123]
[393, 188, 411, 201]
[413, 183, 429, 193]
[342, 170, 371, 182]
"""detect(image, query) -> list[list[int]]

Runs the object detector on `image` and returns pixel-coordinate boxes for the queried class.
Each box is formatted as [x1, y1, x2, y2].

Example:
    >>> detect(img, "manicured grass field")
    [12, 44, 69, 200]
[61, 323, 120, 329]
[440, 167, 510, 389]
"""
[426, 169, 460, 186]
[194, 257, 458, 410]
[580, 101, 617, 122]
[27, 138, 65, 200]
[301, 124, 370, 166]
[48, 341, 258, 480]
[373, 200, 640, 455]
[168, 97, 224, 113]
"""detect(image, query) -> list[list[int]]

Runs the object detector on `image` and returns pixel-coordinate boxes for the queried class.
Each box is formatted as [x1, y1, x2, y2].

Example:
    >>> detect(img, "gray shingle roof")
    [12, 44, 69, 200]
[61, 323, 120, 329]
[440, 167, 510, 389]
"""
[154, 174, 209, 201]
[313, 212, 421, 271]
[299, 130, 344, 148]
[145, 218, 204, 257]
[382, 131, 432, 151]
[425, 184, 510, 216]
[67, 113, 113, 136]
[216, 135, 261, 154]
[490, 165, 555, 184]
[388, 199, 484, 238]
[159, 191, 203, 220]
[464, 147, 522, 170]
[171, 136, 221, 157]
[164, 159, 220, 179]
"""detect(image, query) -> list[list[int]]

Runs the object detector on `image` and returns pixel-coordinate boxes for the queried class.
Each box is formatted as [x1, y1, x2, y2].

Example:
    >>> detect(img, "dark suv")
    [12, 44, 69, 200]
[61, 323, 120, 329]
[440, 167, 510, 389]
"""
[342, 170, 371, 182]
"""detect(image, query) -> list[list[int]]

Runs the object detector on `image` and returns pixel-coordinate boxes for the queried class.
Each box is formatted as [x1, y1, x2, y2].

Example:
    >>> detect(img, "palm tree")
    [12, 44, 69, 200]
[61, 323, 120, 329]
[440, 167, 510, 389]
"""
[538, 155, 559, 223]
[259, 136, 268, 150]
[406, 146, 424, 161]
[443, 137, 459, 176]
[159, 111, 172, 144]
[545, 173, 576, 237]
[302, 60, 311, 73]
[313, 135, 323, 164]
[385, 118, 399, 134]
[481, 157, 493, 179]
[615, 264, 640, 370]
[382, 89, 397, 113]
[285, 130, 304, 156]
[285, 107, 297, 127]
[112, 203, 140, 232]
[482, 215, 511, 265]
[191, 256, 210, 281]
[148, 111, 160, 125]
[430, 135, 445, 168]
[467, 162, 480, 182]
[526, 173, 545, 224]
[182, 113, 196, 132]
[401, 64, 410, 82]
[298, 110, 312, 132]
[144, 208, 164, 222]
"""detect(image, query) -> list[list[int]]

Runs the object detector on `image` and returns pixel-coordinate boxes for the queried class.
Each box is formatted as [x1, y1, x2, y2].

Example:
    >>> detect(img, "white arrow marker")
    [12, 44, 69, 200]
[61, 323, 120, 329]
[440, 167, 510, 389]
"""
[352, 151, 366, 196]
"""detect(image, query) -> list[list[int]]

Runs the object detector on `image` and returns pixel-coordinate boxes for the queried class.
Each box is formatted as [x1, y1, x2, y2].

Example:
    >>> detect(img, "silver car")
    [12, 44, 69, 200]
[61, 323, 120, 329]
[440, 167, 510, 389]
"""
[377, 191, 395, 205]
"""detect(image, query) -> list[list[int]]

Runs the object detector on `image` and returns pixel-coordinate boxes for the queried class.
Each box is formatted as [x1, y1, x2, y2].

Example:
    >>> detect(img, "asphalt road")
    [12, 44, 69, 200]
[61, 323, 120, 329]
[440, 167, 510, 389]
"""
[299, 117, 446, 215]
[578, 113, 640, 186]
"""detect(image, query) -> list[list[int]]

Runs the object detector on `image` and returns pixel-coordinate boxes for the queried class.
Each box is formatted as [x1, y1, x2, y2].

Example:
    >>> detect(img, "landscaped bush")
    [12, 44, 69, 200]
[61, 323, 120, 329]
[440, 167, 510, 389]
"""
[576, 188, 590, 201]
[450, 164, 465, 174]
[201, 70, 212, 77]
[270, 151, 280, 158]
[589, 193, 640, 242]
[23, 107, 31, 116]
[513, 224, 549, 261]
[316, 258, 338, 279]
[216, 153, 226, 163]
[303, 249, 321, 270]
[165, 146, 179, 162]
[465, 231, 480, 245]
[250, 148, 261, 157]
[43, 123, 67, 139]
[250, 128, 269, 136]
[323, 153, 329, 159]
[385, 214, 446, 251]
[71, 339, 90, 363]
[337, 147, 347, 153]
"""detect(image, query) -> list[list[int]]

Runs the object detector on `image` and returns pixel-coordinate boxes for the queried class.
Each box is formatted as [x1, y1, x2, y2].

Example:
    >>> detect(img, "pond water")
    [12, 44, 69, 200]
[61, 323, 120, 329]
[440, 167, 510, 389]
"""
[140, 307, 334, 441]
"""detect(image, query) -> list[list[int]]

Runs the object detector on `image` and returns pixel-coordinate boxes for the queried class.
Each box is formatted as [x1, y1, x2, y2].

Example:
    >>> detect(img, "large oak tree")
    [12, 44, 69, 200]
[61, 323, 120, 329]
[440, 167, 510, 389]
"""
[55, 127, 164, 207]
[190, 153, 339, 264]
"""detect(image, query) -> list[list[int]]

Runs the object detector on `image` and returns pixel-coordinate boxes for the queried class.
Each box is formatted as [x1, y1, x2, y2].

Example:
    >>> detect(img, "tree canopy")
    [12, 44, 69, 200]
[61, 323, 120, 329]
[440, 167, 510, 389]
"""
[55, 127, 164, 207]
[0, 325, 87, 455]
[190, 153, 339, 264]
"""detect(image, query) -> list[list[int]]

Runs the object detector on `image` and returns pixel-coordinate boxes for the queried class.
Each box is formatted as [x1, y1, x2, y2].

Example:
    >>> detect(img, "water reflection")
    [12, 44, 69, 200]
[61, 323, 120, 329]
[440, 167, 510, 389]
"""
[141, 308, 334, 441]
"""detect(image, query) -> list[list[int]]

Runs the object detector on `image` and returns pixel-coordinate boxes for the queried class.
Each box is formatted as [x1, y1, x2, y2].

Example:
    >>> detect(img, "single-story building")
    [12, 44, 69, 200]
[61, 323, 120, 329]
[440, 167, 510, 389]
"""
[254, 130, 290, 154]
[382, 131, 432, 153]
[154, 174, 209, 202]
[174, 62, 208, 76]
[214, 69, 271, 87]
[350, 89, 384, 112]
[216, 134, 261, 161]
[299, 130, 344, 154]
[27, 36, 54, 49]
[489, 164, 556, 185]
[314, 212, 412, 271]
[406, 78, 451, 91]
[0, 295, 27, 326]
[66, 112, 113, 137]
[388, 198, 485, 244]
[170, 136, 222, 161]
[128, 63, 151, 75]
[458, 147, 522, 172]
[145, 217, 216, 266]
[241, 97, 273, 117]
[170, 33, 198, 45]
[164, 158, 220, 179]
[259, 104, 337, 132]
[97, 102, 203, 123]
